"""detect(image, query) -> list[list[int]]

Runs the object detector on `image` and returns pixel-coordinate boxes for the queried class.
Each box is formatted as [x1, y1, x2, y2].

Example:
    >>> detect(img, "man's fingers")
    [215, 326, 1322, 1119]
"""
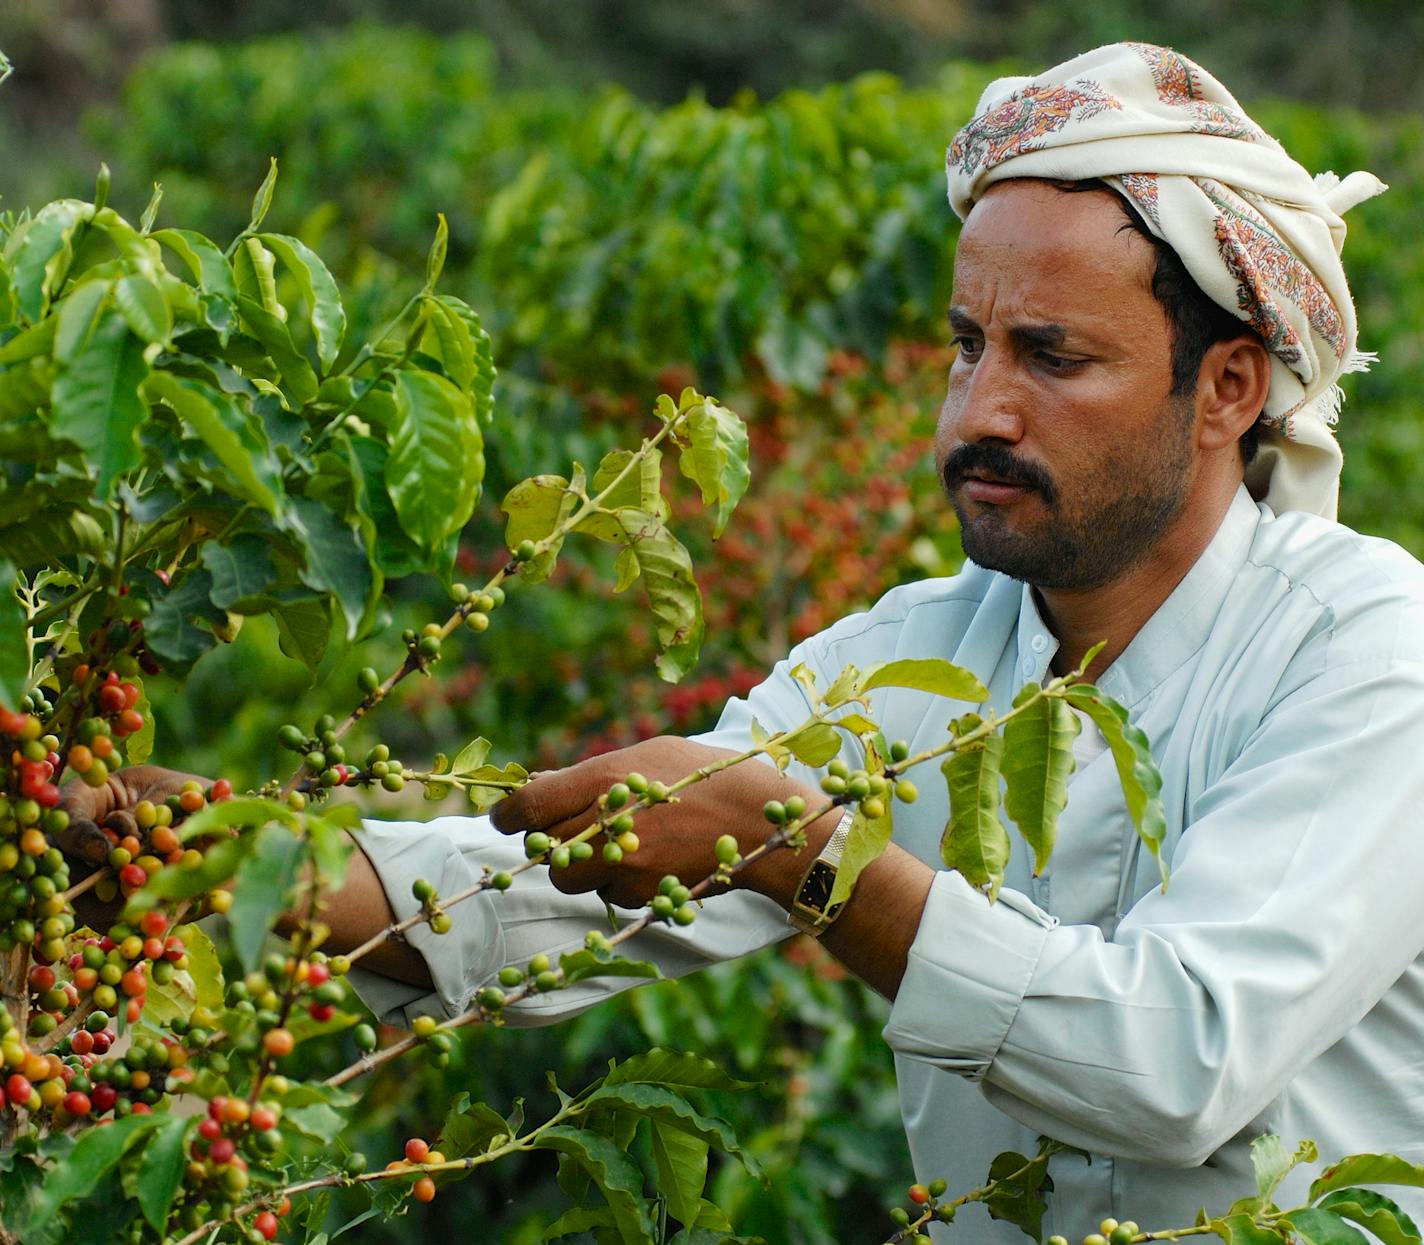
[61, 817, 112, 866]
[492, 764, 600, 835]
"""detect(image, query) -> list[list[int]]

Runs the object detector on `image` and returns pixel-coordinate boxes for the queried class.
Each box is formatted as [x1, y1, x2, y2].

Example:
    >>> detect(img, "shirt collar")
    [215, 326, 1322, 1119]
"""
[1016, 485, 1264, 708]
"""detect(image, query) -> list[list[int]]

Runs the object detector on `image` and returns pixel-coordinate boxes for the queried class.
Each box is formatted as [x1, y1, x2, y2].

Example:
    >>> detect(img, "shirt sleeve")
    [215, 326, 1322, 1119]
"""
[882, 657, 1424, 1166]
[346, 647, 831, 1029]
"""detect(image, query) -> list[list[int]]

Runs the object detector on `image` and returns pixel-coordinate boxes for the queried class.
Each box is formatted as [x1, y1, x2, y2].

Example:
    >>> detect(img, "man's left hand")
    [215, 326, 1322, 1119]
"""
[490, 737, 828, 909]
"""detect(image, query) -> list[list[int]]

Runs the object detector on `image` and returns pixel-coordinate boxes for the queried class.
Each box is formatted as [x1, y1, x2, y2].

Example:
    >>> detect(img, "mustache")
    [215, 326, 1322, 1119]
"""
[943, 443, 1058, 506]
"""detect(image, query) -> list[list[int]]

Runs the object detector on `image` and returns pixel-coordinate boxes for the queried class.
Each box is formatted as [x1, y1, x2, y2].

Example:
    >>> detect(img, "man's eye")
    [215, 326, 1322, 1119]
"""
[1037, 351, 1080, 372]
[951, 336, 982, 359]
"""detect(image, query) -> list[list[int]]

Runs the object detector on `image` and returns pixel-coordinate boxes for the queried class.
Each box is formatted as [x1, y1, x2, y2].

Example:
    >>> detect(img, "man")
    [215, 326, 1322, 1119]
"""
[70, 44, 1424, 1238]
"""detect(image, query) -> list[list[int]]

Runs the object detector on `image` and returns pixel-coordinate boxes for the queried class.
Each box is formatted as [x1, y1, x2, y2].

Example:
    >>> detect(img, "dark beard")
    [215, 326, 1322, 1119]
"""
[941, 408, 1195, 591]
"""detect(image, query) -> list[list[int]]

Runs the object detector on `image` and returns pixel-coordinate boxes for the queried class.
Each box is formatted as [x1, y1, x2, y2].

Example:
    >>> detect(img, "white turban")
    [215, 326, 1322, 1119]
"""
[944, 42, 1385, 519]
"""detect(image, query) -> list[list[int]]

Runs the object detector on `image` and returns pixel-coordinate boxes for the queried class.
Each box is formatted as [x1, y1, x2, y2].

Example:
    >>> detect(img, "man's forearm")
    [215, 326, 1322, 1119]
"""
[277, 838, 434, 989]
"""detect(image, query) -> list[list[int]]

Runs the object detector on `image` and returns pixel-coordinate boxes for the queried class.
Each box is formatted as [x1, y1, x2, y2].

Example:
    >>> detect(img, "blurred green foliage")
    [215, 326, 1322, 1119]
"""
[5, 22, 1424, 1243]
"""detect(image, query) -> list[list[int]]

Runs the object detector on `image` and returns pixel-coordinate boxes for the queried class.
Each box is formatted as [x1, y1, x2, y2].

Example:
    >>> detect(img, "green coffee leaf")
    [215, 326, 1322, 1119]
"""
[827, 800, 893, 914]
[1064, 685, 1168, 887]
[138, 182, 163, 234]
[113, 272, 171, 344]
[652, 1123, 710, 1228]
[1284, 1208, 1371, 1244]
[858, 657, 989, 703]
[285, 496, 374, 640]
[423, 296, 476, 394]
[432, 295, 494, 425]
[225, 822, 305, 972]
[558, 948, 662, 986]
[439, 1093, 510, 1160]
[5, 198, 90, 322]
[202, 535, 279, 612]
[1002, 689, 1078, 875]
[143, 373, 281, 515]
[533, 1126, 657, 1245]
[1206, 1214, 1288, 1244]
[247, 157, 279, 234]
[940, 722, 1010, 899]
[53, 279, 109, 361]
[153, 228, 238, 300]
[1311, 1154, 1424, 1202]
[1252, 1135, 1318, 1206]
[258, 232, 347, 372]
[28, 1114, 163, 1222]
[451, 736, 492, 774]
[1316, 1188, 1422, 1245]
[49, 311, 149, 498]
[584, 1085, 748, 1163]
[983, 1150, 1051, 1241]
[135, 1114, 190, 1231]
[503, 471, 580, 584]
[461, 761, 530, 813]
[235, 294, 318, 405]
[273, 596, 331, 672]
[779, 720, 840, 769]
[613, 510, 703, 682]
[0, 560, 26, 711]
[593, 447, 666, 517]
[425, 212, 448, 291]
[0, 508, 105, 571]
[542, 1207, 616, 1240]
[674, 394, 749, 538]
[604, 1049, 753, 1091]
[390, 369, 482, 551]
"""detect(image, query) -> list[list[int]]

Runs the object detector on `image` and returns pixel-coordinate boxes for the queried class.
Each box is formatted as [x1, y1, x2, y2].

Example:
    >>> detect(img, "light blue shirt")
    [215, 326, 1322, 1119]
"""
[354, 486, 1424, 1238]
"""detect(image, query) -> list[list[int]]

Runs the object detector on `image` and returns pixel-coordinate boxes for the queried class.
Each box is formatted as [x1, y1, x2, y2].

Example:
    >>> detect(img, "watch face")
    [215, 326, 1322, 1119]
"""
[796, 861, 842, 919]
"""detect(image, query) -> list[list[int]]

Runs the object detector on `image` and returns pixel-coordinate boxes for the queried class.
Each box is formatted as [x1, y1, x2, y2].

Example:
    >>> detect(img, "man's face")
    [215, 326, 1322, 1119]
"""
[936, 179, 1200, 591]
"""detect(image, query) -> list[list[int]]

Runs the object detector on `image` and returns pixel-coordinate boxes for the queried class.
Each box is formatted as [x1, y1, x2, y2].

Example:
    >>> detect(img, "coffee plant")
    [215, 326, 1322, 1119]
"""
[3, 66, 1421, 1245]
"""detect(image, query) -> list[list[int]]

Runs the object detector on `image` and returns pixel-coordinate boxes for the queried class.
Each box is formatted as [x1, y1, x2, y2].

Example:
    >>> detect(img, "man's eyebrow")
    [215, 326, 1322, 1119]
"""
[946, 307, 1070, 349]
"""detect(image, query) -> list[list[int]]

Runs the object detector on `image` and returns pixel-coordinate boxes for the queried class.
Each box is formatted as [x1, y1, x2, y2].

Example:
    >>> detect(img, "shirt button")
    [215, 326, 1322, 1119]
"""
[1030, 634, 1048, 653]
[1022, 657, 1035, 676]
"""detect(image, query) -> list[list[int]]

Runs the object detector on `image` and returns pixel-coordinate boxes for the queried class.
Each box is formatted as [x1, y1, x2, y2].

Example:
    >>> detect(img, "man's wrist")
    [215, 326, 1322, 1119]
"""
[734, 801, 844, 910]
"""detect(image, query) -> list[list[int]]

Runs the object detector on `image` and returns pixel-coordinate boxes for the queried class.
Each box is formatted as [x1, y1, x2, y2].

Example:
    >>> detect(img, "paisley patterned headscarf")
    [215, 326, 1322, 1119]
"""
[944, 42, 1385, 519]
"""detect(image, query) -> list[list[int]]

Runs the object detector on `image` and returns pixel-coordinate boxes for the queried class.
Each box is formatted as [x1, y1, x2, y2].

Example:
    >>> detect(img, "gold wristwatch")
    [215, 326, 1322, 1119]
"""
[787, 806, 856, 937]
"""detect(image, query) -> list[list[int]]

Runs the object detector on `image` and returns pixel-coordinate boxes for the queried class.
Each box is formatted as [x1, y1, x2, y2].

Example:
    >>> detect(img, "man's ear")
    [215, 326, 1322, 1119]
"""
[1195, 335, 1272, 451]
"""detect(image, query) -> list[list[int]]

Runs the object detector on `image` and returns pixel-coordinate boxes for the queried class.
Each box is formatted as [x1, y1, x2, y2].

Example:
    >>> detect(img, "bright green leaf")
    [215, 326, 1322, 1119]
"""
[235, 294, 318, 405]
[827, 800, 893, 916]
[779, 720, 840, 769]
[1317, 1188, 1423, 1245]
[858, 657, 989, 703]
[113, 272, 172, 344]
[153, 228, 238, 300]
[0, 560, 27, 711]
[1311, 1154, 1424, 1202]
[136, 1115, 190, 1231]
[604, 1049, 753, 1091]
[247, 157, 278, 234]
[558, 948, 662, 986]
[613, 509, 703, 682]
[940, 723, 1010, 899]
[390, 369, 482, 551]
[502, 473, 578, 584]
[258, 232, 347, 372]
[674, 396, 749, 538]
[1002, 689, 1078, 875]
[593, 447, 666, 517]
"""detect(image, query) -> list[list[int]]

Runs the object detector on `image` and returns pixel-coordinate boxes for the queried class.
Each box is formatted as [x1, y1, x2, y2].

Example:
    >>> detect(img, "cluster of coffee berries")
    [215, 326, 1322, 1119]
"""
[277, 714, 355, 795]
[819, 743, 918, 821]
[387, 1135, 448, 1204]
[449, 579, 506, 635]
[886, 1178, 950, 1241]
[180, 1094, 285, 1225]
[411, 878, 453, 935]
[649, 873, 697, 925]
[409, 1014, 458, 1066]
[1048, 1219, 1140, 1245]
[2, 707, 64, 810]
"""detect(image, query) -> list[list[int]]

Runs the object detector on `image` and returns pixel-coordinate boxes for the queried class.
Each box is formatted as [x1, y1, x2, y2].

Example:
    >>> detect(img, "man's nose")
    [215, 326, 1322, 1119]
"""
[943, 348, 1026, 446]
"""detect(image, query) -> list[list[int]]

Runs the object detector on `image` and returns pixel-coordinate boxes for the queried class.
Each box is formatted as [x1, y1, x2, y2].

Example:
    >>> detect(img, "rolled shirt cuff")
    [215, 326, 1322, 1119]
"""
[883, 870, 1055, 1080]
[344, 815, 510, 1027]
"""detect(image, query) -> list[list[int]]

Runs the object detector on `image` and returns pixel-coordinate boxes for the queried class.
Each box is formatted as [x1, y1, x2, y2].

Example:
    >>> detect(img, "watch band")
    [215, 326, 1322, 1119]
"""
[786, 805, 856, 937]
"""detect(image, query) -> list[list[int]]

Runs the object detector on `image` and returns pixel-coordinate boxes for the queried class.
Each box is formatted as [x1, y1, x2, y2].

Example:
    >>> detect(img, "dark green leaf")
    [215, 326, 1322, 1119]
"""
[202, 535, 278, 612]
[228, 822, 305, 973]
[285, 496, 373, 640]
[543, 1207, 617, 1240]
[50, 311, 149, 497]
[652, 1122, 709, 1228]
[984, 1150, 1051, 1241]
[136, 1114, 190, 1230]
[559, 948, 662, 986]
[439, 1093, 511, 1160]
[273, 596, 331, 671]
[0, 559, 27, 710]
[28, 1113, 162, 1221]
[604, 1049, 753, 1091]
[858, 657, 989, 703]
[533, 1126, 657, 1245]
[0, 507, 106, 570]
[1285, 1208, 1371, 1244]
[390, 369, 482, 551]
[585, 1084, 750, 1170]
[1311, 1154, 1424, 1202]
[143, 567, 223, 667]
[1064, 685, 1169, 887]
[235, 294, 318, 405]
[940, 723, 1010, 899]
[1002, 690, 1079, 875]
[1317, 1188, 1423, 1245]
